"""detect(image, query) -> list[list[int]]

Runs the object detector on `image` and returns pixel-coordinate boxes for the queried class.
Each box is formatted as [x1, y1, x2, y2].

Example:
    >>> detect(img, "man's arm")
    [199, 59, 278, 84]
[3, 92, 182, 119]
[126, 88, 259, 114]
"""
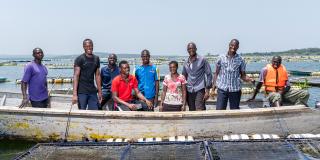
[212, 64, 220, 92]
[154, 80, 159, 106]
[181, 83, 187, 111]
[112, 92, 137, 110]
[248, 82, 263, 101]
[95, 68, 102, 104]
[72, 66, 80, 105]
[240, 71, 254, 83]
[19, 82, 29, 108]
[203, 59, 212, 101]
[134, 88, 153, 108]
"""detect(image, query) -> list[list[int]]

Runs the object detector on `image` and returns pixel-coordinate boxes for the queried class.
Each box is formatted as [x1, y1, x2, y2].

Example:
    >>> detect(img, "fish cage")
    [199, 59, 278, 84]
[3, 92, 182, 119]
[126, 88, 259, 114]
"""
[14, 139, 320, 160]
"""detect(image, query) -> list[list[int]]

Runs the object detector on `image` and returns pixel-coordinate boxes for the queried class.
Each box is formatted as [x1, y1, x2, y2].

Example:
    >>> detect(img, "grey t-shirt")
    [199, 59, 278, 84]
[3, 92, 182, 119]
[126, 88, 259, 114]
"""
[74, 53, 100, 94]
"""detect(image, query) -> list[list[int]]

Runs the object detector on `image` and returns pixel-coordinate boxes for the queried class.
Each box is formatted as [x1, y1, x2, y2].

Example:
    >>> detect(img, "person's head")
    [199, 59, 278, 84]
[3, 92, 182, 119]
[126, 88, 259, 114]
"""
[271, 56, 282, 69]
[108, 53, 117, 66]
[228, 39, 239, 55]
[141, 49, 150, 65]
[119, 60, 130, 76]
[169, 61, 179, 74]
[32, 48, 44, 61]
[83, 39, 93, 55]
[187, 42, 197, 57]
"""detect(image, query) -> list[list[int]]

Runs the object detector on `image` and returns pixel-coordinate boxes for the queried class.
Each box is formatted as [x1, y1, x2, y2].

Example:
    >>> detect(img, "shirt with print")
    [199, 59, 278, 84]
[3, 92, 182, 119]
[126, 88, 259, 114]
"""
[100, 65, 120, 97]
[21, 61, 48, 101]
[111, 74, 138, 102]
[163, 74, 187, 105]
[74, 54, 100, 94]
[134, 64, 159, 99]
[182, 55, 212, 93]
[215, 53, 246, 92]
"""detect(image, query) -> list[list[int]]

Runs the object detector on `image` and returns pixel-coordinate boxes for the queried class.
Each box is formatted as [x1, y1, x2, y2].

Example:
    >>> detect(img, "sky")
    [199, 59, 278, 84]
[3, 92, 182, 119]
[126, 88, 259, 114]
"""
[1, 0, 320, 56]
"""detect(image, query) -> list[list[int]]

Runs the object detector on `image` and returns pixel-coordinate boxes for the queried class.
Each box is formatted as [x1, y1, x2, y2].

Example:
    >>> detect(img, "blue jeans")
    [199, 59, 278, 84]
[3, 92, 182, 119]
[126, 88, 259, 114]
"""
[78, 93, 99, 110]
[216, 89, 241, 110]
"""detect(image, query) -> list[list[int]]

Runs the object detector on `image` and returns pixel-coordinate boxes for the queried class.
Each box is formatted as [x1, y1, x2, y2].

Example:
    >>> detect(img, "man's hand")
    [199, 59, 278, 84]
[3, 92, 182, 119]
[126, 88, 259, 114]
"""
[247, 96, 255, 102]
[98, 92, 102, 104]
[128, 104, 137, 111]
[159, 102, 163, 112]
[153, 98, 158, 108]
[203, 90, 210, 101]
[72, 95, 78, 105]
[19, 98, 29, 108]
[145, 99, 153, 109]
[181, 105, 186, 111]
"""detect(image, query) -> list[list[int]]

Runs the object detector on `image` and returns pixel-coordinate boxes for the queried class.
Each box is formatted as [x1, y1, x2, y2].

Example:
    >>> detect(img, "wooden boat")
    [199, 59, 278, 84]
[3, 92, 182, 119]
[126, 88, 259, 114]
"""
[0, 91, 319, 142]
[290, 70, 312, 76]
[0, 77, 7, 83]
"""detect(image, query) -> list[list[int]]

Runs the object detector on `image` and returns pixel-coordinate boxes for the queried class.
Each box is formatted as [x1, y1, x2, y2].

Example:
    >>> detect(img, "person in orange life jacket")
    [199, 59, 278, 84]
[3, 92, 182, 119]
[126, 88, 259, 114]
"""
[248, 56, 309, 107]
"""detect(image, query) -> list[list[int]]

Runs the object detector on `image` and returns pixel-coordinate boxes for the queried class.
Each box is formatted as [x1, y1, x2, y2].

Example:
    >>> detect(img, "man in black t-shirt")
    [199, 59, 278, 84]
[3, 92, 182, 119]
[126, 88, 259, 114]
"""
[72, 39, 102, 110]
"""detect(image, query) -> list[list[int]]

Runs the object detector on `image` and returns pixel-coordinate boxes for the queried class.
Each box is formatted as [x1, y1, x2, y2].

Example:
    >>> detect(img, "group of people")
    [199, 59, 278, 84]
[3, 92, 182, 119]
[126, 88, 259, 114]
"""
[19, 38, 310, 111]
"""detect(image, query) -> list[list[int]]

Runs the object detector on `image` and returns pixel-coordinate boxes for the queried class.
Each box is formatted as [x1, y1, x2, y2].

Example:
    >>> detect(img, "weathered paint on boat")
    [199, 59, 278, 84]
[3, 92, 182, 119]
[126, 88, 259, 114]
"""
[0, 105, 319, 142]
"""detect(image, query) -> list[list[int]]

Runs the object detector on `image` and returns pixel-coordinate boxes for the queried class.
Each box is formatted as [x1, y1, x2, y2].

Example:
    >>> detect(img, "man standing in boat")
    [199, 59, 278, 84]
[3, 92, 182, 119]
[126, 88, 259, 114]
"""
[100, 53, 119, 110]
[248, 56, 310, 107]
[112, 60, 153, 111]
[19, 48, 49, 108]
[182, 42, 212, 111]
[212, 39, 254, 110]
[72, 39, 102, 110]
[134, 49, 160, 111]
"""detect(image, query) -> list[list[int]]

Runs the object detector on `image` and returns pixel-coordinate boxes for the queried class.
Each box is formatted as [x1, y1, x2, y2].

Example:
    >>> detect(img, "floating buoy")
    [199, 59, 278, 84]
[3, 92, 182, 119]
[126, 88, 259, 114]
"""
[47, 79, 53, 83]
[54, 79, 63, 83]
[63, 78, 72, 83]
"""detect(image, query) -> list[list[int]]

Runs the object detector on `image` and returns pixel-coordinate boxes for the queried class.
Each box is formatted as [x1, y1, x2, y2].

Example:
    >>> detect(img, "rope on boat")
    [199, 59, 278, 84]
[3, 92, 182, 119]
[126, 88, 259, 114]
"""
[120, 144, 131, 160]
[64, 103, 74, 142]
[272, 107, 291, 137]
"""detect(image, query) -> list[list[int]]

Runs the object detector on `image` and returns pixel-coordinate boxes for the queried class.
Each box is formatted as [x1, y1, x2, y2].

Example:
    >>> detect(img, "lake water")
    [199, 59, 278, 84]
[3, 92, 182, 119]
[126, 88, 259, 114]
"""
[0, 57, 319, 159]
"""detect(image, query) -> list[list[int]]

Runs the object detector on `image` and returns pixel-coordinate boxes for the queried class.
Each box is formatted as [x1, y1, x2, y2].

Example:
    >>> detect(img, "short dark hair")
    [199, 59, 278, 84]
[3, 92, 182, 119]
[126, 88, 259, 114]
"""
[119, 60, 129, 68]
[169, 60, 178, 68]
[32, 48, 43, 55]
[272, 56, 282, 63]
[230, 39, 239, 45]
[187, 42, 197, 49]
[83, 38, 93, 45]
[108, 53, 117, 59]
[141, 49, 150, 57]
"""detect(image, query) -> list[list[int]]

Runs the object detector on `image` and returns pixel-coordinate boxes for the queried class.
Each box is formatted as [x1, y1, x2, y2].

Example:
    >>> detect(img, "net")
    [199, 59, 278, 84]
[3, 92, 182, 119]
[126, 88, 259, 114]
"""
[15, 139, 320, 160]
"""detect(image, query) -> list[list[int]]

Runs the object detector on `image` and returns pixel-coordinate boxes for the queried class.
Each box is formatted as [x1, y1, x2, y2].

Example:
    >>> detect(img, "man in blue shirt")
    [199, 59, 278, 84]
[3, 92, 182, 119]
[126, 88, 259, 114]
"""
[135, 49, 160, 111]
[100, 54, 120, 110]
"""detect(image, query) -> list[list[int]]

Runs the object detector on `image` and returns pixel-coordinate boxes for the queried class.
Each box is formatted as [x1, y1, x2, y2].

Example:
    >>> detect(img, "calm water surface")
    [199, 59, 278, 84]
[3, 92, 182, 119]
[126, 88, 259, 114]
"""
[0, 58, 319, 159]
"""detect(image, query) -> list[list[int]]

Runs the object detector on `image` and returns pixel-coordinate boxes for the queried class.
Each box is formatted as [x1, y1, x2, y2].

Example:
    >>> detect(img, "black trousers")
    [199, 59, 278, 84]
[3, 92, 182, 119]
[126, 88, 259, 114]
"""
[187, 88, 206, 111]
[216, 89, 241, 110]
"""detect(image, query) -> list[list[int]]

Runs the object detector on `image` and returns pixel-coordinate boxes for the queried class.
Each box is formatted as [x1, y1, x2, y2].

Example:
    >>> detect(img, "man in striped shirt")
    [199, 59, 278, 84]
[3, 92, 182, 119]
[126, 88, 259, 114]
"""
[212, 39, 254, 110]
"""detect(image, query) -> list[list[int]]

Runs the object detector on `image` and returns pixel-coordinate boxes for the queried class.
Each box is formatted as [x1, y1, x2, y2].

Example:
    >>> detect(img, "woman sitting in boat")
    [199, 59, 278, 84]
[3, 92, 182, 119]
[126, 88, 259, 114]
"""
[248, 56, 310, 107]
[160, 61, 187, 111]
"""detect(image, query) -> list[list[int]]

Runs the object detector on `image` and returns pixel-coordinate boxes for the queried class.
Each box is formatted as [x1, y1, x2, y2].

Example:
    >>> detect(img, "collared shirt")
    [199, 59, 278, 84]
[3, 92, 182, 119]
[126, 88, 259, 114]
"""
[182, 55, 212, 93]
[216, 53, 246, 92]
[134, 64, 159, 99]
[111, 74, 138, 102]
[100, 65, 120, 97]
[21, 61, 48, 101]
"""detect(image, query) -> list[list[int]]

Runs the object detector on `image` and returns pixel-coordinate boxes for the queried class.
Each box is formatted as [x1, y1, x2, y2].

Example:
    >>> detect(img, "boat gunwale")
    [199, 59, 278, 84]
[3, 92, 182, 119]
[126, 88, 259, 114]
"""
[0, 105, 313, 119]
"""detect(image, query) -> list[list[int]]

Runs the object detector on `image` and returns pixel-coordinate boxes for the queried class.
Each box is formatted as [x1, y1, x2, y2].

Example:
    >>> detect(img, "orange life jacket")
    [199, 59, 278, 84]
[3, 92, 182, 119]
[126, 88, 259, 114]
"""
[264, 64, 288, 92]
